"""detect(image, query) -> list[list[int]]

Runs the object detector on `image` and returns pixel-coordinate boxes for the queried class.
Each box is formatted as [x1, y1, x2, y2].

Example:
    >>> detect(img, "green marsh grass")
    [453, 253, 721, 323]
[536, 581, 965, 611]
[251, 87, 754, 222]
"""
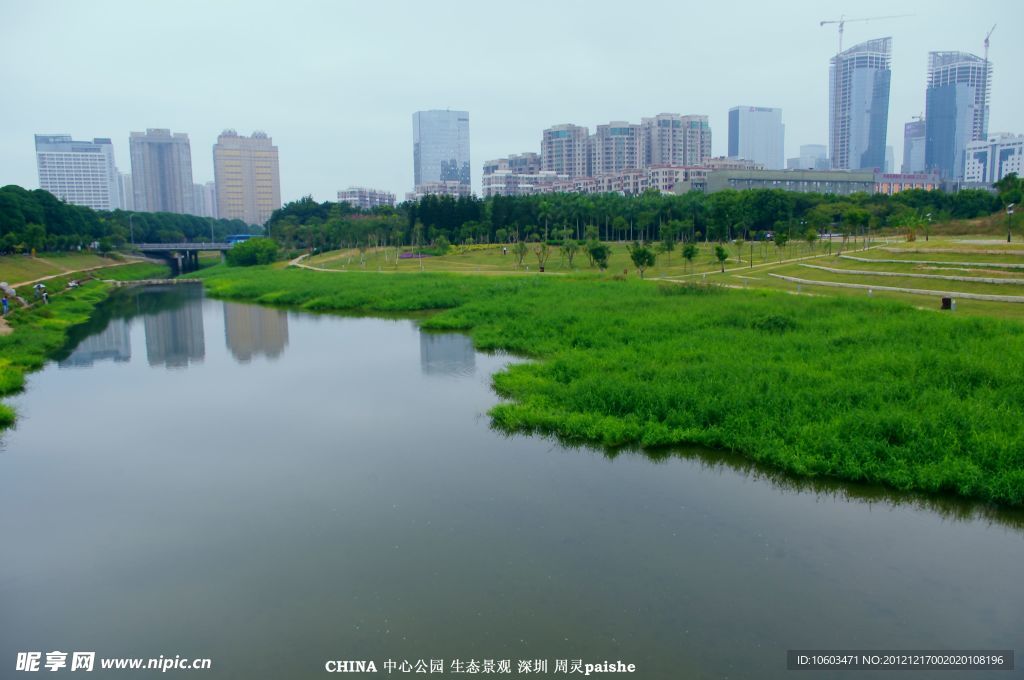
[196, 265, 1024, 505]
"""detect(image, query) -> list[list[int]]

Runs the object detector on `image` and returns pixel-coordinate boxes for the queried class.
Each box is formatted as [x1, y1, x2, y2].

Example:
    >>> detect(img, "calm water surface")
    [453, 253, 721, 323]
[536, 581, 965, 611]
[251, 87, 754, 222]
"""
[1, 286, 1022, 679]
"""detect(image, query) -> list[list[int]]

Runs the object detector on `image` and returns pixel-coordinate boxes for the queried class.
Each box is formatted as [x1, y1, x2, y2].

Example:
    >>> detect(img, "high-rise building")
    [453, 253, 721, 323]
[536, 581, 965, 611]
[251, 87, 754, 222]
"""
[193, 181, 217, 218]
[541, 124, 590, 178]
[829, 37, 892, 170]
[412, 110, 471, 190]
[902, 119, 926, 174]
[642, 114, 686, 166]
[591, 122, 642, 175]
[212, 130, 281, 226]
[129, 129, 194, 214]
[727, 106, 784, 169]
[118, 172, 134, 211]
[681, 115, 713, 166]
[35, 134, 121, 210]
[885, 146, 894, 173]
[924, 51, 991, 180]
[337, 187, 396, 210]
[963, 133, 1023, 184]
[786, 144, 829, 170]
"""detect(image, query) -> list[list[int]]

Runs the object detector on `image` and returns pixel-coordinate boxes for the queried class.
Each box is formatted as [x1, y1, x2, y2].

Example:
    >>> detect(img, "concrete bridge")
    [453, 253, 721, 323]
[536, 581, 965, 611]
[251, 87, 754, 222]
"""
[133, 242, 234, 272]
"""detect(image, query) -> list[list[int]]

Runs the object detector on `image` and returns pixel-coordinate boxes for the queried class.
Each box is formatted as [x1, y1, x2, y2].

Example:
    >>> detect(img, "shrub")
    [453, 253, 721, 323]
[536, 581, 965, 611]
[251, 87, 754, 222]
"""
[226, 238, 279, 266]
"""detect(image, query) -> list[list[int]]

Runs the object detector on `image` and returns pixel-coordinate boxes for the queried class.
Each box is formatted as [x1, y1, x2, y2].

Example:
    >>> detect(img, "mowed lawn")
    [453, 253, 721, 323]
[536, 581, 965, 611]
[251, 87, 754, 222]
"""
[302, 235, 1024, 321]
[0, 253, 123, 285]
[304, 239, 875, 279]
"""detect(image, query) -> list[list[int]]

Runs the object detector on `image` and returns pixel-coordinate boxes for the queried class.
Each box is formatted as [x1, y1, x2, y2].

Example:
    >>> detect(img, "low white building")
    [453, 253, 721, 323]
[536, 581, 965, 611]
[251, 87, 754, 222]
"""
[338, 187, 396, 210]
[963, 134, 1024, 184]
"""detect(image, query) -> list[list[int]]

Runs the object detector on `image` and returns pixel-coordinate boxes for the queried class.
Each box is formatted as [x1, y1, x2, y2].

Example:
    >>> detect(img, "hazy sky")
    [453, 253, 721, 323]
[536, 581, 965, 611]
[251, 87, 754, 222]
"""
[2, 0, 1021, 204]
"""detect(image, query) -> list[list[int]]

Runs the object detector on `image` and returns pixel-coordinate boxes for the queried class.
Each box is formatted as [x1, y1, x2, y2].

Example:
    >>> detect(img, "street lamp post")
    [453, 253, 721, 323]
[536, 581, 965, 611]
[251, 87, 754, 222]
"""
[925, 213, 932, 242]
[1007, 204, 1016, 243]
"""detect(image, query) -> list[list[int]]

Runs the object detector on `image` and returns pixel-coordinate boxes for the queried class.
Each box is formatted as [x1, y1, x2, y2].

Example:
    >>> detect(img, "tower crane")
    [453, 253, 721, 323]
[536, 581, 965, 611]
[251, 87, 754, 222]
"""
[982, 24, 996, 134]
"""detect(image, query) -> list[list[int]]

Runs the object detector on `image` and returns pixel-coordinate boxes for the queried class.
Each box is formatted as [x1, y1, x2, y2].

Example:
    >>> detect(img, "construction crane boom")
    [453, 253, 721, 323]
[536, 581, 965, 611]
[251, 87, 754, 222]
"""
[982, 24, 996, 136]
[820, 14, 912, 54]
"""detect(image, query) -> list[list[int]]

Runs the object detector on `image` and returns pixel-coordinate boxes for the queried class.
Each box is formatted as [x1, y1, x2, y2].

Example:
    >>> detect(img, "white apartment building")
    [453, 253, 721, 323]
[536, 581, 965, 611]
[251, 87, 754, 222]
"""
[338, 187, 396, 210]
[35, 134, 121, 210]
[482, 171, 568, 197]
[404, 181, 473, 202]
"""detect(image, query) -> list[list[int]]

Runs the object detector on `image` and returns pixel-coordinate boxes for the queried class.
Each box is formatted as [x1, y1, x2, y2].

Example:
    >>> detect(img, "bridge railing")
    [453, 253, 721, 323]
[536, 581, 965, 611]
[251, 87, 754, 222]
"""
[133, 243, 233, 250]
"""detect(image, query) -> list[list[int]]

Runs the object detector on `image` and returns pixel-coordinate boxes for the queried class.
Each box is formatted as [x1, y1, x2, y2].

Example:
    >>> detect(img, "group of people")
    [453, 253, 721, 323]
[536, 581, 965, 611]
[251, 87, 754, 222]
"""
[0, 276, 87, 316]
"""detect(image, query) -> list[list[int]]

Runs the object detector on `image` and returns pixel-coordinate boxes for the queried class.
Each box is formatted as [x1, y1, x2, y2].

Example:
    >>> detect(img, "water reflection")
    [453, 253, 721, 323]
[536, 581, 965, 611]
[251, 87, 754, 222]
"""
[144, 300, 205, 368]
[58, 318, 131, 367]
[419, 331, 476, 376]
[223, 301, 289, 362]
[612, 443, 1024, 531]
[6, 289, 1022, 680]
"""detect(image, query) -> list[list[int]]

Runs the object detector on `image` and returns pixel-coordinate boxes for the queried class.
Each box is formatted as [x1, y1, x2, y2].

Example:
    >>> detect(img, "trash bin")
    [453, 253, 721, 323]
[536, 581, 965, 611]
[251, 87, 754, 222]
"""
[941, 297, 953, 310]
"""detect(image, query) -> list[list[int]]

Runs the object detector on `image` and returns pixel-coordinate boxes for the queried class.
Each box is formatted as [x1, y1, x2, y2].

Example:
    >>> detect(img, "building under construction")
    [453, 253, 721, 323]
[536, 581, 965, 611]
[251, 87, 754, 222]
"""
[828, 37, 892, 171]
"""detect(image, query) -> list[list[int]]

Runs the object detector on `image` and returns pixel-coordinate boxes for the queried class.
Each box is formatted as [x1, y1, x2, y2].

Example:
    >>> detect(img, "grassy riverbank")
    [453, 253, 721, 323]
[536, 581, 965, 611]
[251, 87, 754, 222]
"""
[195, 265, 1024, 505]
[0, 262, 170, 429]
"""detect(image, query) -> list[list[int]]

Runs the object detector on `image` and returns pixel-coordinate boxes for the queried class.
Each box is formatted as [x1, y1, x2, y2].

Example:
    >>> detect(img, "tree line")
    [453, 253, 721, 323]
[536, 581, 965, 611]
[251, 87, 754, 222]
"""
[267, 181, 1017, 251]
[0, 184, 255, 254]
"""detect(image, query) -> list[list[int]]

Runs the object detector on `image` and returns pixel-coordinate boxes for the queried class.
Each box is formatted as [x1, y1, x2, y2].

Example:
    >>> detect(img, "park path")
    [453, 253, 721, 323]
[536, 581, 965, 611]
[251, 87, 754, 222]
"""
[652, 239, 891, 282]
[767, 273, 1024, 303]
[8, 257, 151, 288]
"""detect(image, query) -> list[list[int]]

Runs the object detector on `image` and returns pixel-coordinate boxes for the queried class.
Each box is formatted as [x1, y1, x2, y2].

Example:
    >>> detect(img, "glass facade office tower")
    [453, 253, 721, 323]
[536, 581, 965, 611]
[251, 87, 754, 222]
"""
[829, 37, 892, 170]
[35, 135, 121, 210]
[902, 119, 926, 173]
[412, 110, 471, 189]
[728, 106, 784, 169]
[924, 51, 991, 180]
[129, 129, 195, 214]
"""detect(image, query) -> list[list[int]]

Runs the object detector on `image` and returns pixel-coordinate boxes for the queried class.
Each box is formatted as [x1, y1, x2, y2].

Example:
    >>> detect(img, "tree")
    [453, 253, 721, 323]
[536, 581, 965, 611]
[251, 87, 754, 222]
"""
[774, 230, 789, 262]
[628, 242, 656, 278]
[559, 230, 579, 268]
[734, 238, 745, 264]
[995, 172, 1022, 207]
[611, 216, 628, 241]
[682, 243, 698, 274]
[534, 241, 551, 270]
[226, 237, 278, 266]
[660, 222, 677, 264]
[805, 228, 818, 253]
[714, 244, 729, 272]
[512, 239, 528, 267]
[494, 228, 507, 244]
[587, 242, 611, 270]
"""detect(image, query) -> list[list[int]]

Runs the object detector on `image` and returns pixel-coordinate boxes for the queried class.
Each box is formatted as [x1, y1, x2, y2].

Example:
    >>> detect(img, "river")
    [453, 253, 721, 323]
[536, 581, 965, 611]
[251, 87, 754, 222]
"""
[1, 286, 1021, 678]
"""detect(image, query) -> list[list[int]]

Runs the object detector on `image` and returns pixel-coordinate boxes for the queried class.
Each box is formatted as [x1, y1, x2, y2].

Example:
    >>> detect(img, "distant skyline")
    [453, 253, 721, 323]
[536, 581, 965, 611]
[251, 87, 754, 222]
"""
[1, 0, 1021, 204]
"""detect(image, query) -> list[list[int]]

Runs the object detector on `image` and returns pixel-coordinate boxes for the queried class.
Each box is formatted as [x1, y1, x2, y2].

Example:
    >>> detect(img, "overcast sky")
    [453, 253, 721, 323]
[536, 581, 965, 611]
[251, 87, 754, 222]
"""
[1, 0, 1021, 203]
